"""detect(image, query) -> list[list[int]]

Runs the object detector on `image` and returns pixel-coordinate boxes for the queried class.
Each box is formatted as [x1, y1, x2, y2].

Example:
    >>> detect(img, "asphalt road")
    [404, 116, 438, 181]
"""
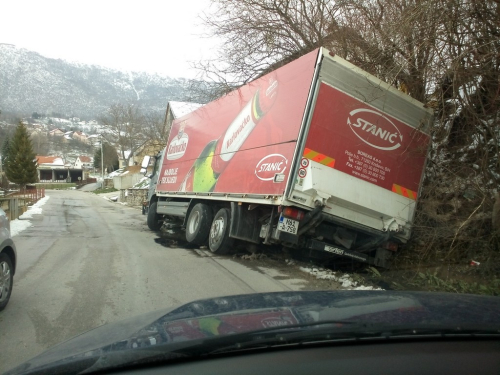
[0, 190, 306, 372]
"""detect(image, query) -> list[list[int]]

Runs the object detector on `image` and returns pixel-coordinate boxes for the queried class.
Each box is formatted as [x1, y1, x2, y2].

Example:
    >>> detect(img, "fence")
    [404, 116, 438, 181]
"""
[35, 183, 75, 189]
[11, 187, 46, 202]
[0, 188, 46, 221]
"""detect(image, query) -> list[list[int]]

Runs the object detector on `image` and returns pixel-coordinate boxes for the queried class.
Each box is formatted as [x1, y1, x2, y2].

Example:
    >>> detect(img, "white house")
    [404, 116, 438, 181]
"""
[74, 155, 93, 169]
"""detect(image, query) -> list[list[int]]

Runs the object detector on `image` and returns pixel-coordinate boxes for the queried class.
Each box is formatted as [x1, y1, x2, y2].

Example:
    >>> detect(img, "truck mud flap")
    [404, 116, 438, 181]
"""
[229, 203, 261, 244]
[306, 239, 375, 265]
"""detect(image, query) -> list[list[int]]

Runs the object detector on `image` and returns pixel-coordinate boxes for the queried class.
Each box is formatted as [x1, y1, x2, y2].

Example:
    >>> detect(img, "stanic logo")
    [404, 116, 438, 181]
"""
[347, 108, 403, 151]
[261, 317, 292, 327]
[255, 154, 287, 181]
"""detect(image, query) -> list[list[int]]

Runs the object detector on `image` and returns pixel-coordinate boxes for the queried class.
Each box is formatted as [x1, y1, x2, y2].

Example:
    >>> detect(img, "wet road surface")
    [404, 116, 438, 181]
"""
[0, 190, 307, 372]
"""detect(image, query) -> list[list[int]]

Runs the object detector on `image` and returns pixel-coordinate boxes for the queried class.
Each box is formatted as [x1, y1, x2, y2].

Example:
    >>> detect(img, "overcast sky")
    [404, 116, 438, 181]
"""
[0, 0, 218, 79]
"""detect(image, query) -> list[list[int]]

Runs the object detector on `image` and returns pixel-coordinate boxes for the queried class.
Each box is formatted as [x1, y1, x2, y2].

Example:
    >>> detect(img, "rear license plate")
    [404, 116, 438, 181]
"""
[277, 216, 299, 235]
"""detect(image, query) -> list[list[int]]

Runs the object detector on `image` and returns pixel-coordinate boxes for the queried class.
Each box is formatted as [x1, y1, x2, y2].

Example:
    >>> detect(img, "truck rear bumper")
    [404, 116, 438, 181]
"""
[306, 239, 391, 268]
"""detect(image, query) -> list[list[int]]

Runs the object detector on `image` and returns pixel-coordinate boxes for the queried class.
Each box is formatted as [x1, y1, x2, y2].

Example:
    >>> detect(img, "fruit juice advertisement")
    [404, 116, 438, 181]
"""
[157, 49, 319, 195]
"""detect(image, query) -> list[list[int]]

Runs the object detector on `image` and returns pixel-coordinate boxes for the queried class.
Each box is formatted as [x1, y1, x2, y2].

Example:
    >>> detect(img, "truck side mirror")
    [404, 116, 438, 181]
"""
[140, 156, 151, 175]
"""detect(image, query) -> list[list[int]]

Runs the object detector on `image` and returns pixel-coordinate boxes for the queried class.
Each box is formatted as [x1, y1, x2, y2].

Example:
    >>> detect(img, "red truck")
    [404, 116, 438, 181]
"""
[143, 48, 433, 267]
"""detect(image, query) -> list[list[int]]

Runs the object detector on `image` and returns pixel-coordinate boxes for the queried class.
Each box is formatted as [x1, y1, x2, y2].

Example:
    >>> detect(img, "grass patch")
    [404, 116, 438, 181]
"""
[361, 264, 500, 296]
[92, 187, 118, 194]
[392, 270, 500, 296]
[35, 183, 76, 189]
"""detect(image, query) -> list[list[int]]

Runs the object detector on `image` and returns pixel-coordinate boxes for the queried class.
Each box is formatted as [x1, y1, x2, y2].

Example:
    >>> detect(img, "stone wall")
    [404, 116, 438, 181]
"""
[103, 178, 114, 188]
[120, 188, 148, 207]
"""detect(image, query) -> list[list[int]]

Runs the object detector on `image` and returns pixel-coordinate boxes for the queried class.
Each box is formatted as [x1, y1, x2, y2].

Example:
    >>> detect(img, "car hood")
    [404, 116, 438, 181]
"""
[7, 290, 500, 374]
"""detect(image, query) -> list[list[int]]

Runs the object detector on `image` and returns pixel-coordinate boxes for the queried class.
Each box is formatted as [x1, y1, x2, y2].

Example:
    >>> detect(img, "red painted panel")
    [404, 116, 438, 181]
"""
[306, 83, 430, 193]
[157, 49, 319, 195]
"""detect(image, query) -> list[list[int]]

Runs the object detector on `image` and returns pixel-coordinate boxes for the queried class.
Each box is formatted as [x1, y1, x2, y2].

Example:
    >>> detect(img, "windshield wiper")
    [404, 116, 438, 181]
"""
[18, 321, 499, 374]
[206, 322, 500, 355]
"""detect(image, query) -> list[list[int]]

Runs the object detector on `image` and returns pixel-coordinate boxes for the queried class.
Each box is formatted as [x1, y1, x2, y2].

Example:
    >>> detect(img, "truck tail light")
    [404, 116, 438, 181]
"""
[282, 207, 305, 221]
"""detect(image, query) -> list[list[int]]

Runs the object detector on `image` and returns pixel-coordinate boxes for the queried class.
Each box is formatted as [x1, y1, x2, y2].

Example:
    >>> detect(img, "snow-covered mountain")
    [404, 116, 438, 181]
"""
[0, 44, 192, 119]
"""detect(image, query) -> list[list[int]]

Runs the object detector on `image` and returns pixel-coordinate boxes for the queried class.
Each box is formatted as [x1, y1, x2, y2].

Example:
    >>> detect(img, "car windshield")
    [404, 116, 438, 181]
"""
[0, 1, 499, 374]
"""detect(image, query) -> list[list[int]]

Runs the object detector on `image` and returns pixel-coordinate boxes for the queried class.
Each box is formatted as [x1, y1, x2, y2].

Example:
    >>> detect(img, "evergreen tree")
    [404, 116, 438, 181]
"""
[5, 122, 38, 187]
[94, 143, 119, 172]
[1, 136, 11, 172]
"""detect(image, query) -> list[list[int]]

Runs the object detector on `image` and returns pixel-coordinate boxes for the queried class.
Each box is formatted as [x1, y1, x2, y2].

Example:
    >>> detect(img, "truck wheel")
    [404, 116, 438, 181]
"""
[147, 202, 162, 231]
[208, 208, 233, 254]
[186, 203, 213, 245]
[0, 253, 14, 311]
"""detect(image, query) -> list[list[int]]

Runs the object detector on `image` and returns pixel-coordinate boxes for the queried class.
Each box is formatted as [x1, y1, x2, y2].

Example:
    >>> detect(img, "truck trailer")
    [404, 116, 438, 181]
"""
[142, 47, 433, 268]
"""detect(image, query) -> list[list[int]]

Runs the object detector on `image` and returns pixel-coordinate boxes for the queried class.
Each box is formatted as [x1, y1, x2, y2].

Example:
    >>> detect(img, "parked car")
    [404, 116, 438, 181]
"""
[0, 208, 16, 311]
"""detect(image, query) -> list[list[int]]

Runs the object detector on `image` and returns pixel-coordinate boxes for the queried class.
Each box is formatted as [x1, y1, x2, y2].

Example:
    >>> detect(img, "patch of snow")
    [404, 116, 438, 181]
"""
[128, 72, 141, 100]
[169, 101, 204, 118]
[299, 266, 383, 290]
[10, 219, 33, 237]
[132, 176, 150, 189]
[106, 168, 125, 178]
[10, 195, 50, 236]
[101, 195, 119, 202]
[19, 196, 50, 219]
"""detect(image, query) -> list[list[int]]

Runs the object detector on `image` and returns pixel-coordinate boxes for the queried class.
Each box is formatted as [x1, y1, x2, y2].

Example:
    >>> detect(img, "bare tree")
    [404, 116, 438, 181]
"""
[199, 0, 443, 101]
[413, 0, 500, 261]
[198, 0, 342, 90]
[100, 103, 147, 166]
[30, 132, 50, 155]
[142, 110, 169, 148]
[200, 0, 500, 263]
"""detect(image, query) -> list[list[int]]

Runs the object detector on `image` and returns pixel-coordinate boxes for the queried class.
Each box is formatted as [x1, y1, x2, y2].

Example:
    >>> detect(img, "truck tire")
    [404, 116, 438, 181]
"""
[186, 203, 213, 245]
[208, 208, 234, 254]
[147, 202, 162, 231]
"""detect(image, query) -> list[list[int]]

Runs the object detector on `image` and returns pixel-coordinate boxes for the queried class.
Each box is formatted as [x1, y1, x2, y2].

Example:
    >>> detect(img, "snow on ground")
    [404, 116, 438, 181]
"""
[19, 196, 50, 219]
[10, 196, 50, 236]
[10, 220, 33, 237]
[106, 168, 125, 178]
[132, 176, 150, 189]
[99, 193, 120, 202]
[300, 266, 383, 290]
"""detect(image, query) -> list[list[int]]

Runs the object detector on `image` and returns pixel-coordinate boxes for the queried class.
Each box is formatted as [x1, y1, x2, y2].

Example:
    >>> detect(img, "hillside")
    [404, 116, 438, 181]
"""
[0, 44, 191, 119]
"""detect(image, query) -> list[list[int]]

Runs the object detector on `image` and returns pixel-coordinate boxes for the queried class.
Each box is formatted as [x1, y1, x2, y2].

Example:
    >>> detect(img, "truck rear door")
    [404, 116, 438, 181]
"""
[288, 50, 433, 241]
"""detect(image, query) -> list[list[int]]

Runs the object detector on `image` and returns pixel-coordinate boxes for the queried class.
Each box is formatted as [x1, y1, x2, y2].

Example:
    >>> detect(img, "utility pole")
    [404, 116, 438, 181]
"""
[101, 135, 104, 188]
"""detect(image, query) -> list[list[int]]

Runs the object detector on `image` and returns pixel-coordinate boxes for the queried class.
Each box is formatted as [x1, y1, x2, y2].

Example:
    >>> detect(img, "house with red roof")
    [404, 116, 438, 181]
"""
[74, 155, 93, 169]
[36, 156, 67, 182]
